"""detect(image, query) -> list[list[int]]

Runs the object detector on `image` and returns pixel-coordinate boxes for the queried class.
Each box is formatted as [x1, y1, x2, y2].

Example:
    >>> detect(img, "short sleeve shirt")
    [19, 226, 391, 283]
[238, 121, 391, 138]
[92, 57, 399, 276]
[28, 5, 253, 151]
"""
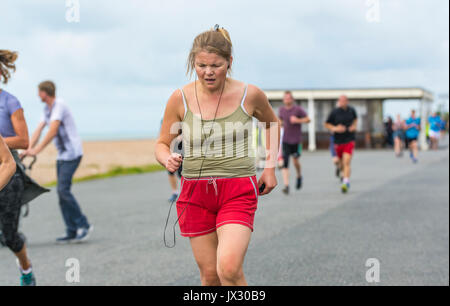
[326, 106, 358, 144]
[405, 117, 421, 139]
[278, 105, 307, 144]
[41, 98, 83, 160]
[0, 90, 22, 137]
[429, 116, 442, 132]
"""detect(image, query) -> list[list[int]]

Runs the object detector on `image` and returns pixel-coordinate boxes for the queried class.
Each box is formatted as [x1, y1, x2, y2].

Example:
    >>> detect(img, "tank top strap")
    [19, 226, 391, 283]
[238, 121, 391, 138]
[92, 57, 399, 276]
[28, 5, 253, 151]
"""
[179, 88, 188, 120]
[240, 84, 250, 116]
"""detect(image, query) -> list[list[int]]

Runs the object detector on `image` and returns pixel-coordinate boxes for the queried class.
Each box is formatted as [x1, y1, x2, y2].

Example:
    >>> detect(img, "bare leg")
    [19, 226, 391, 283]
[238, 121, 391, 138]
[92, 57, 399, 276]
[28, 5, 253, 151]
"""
[281, 167, 289, 187]
[432, 138, 439, 150]
[338, 158, 344, 178]
[342, 153, 352, 180]
[394, 137, 401, 155]
[292, 157, 301, 178]
[411, 141, 419, 159]
[190, 232, 221, 286]
[216, 224, 252, 286]
[332, 156, 339, 166]
[15, 245, 31, 270]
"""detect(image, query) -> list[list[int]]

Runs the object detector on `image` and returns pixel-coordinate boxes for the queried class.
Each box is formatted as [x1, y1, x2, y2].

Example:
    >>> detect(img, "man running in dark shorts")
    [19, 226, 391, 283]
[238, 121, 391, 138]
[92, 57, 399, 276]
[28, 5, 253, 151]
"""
[325, 95, 358, 193]
[278, 91, 310, 195]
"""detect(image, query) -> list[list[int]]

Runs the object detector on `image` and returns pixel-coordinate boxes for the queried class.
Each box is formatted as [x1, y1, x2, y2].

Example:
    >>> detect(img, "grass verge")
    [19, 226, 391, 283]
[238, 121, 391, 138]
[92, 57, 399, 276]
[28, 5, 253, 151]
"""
[43, 164, 165, 188]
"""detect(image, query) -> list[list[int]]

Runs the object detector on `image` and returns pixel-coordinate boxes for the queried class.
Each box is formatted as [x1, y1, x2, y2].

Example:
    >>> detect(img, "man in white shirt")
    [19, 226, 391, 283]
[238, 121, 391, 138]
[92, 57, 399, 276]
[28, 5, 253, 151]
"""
[23, 81, 92, 243]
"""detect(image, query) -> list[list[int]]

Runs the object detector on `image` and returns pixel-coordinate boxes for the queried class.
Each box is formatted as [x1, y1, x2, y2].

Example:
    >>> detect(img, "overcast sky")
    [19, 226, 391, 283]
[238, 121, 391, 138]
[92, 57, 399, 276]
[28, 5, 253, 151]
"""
[1, 0, 448, 139]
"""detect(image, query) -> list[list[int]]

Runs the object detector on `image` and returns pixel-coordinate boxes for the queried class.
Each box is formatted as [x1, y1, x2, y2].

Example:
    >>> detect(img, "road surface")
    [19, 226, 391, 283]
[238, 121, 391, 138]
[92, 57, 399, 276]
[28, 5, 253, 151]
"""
[1, 148, 448, 286]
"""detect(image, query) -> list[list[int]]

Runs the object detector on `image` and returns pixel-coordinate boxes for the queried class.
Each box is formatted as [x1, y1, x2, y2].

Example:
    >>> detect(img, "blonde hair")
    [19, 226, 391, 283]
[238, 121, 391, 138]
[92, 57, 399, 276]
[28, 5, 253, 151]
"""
[187, 25, 233, 78]
[0, 50, 18, 84]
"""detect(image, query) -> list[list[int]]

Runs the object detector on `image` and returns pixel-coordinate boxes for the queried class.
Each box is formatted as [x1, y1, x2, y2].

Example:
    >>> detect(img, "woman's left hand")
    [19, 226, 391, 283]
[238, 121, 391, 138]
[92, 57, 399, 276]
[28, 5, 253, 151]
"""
[257, 168, 277, 196]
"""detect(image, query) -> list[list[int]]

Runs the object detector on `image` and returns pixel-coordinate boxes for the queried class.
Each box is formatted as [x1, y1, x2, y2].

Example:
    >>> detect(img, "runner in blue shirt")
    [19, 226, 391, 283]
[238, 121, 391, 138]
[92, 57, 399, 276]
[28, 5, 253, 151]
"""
[405, 110, 421, 163]
[428, 112, 442, 150]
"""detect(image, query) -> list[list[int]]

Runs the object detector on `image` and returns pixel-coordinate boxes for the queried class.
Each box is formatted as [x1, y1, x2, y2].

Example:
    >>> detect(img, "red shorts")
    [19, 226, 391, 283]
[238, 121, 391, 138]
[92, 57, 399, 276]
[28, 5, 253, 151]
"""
[334, 141, 355, 159]
[176, 176, 259, 237]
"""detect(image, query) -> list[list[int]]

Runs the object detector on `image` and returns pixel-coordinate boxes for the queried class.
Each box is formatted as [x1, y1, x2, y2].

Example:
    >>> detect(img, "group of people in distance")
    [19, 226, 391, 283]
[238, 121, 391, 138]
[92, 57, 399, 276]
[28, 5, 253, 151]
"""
[391, 110, 447, 162]
[278, 93, 357, 194]
[0, 50, 91, 286]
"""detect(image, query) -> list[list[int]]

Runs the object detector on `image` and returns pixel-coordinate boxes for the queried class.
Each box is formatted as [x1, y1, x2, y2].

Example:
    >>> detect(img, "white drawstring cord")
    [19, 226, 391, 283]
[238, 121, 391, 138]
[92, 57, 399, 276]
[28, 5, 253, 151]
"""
[206, 177, 218, 196]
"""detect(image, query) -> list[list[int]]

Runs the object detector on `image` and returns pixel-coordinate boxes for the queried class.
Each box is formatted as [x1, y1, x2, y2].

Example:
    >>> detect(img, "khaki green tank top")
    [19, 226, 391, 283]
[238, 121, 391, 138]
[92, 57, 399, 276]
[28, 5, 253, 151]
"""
[180, 85, 256, 178]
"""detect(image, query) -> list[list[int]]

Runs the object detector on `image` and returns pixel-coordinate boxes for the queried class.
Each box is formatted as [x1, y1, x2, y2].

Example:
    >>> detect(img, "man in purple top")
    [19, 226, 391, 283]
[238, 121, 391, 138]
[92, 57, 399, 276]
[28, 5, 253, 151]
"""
[278, 91, 310, 194]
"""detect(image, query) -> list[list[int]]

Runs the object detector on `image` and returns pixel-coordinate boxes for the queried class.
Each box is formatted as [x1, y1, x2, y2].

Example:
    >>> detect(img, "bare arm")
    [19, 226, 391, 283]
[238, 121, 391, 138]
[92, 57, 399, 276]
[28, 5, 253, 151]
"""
[248, 85, 280, 195]
[4, 109, 29, 150]
[29, 121, 46, 149]
[325, 122, 348, 134]
[293, 116, 311, 124]
[406, 122, 421, 131]
[155, 90, 184, 172]
[0, 136, 16, 191]
[405, 121, 420, 130]
[325, 122, 337, 132]
[348, 119, 358, 132]
[27, 120, 60, 156]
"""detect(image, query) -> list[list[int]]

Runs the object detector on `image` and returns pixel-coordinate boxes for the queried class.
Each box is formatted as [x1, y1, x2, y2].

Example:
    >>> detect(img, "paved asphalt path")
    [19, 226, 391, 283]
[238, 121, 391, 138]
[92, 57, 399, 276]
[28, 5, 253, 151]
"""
[1, 148, 448, 286]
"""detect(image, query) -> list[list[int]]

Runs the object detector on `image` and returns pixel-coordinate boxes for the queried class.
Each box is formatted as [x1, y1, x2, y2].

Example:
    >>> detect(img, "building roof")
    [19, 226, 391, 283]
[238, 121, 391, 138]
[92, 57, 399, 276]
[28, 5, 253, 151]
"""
[264, 87, 434, 102]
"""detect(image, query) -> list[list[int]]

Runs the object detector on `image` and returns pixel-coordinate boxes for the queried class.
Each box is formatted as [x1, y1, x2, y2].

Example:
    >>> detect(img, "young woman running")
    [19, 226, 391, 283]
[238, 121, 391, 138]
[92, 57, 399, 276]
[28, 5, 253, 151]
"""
[156, 26, 280, 286]
[0, 50, 36, 286]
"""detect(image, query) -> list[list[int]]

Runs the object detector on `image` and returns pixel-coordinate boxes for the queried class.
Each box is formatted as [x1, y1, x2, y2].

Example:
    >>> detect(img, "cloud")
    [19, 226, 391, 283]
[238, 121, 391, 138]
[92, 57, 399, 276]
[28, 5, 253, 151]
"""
[1, 0, 448, 138]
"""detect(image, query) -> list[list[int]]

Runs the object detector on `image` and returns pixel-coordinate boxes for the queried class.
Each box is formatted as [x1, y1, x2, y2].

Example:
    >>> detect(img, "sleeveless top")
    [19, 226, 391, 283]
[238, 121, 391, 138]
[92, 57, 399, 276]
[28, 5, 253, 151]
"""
[180, 85, 256, 178]
[393, 120, 404, 131]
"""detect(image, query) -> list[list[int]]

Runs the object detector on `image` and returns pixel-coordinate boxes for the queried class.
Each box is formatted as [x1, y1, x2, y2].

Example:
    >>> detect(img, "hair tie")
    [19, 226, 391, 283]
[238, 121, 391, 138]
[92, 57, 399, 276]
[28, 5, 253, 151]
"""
[213, 24, 231, 44]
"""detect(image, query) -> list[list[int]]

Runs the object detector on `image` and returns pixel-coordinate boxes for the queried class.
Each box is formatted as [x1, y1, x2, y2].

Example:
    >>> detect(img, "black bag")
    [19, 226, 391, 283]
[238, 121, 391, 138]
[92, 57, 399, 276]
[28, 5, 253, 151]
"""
[0, 152, 49, 248]
[11, 151, 50, 208]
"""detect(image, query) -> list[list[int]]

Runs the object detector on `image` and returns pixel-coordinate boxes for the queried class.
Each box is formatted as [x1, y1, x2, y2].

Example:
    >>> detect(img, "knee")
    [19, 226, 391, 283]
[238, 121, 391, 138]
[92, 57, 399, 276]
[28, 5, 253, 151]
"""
[4, 231, 24, 253]
[217, 256, 243, 283]
[343, 158, 351, 167]
[199, 266, 220, 286]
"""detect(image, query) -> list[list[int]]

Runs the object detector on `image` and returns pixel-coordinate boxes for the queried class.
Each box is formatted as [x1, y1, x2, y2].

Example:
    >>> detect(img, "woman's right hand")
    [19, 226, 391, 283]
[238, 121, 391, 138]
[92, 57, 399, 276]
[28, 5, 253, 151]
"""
[166, 153, 183, 173]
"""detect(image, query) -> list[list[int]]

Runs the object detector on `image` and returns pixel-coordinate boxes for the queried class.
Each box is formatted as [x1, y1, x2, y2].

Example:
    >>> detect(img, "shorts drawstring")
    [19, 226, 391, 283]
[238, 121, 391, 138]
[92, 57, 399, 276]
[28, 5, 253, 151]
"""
[206, 177, 218, 196]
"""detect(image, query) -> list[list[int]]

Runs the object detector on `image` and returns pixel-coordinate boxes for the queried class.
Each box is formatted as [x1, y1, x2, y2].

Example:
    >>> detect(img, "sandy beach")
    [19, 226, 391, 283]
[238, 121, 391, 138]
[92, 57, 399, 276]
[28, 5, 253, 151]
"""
[24, 139, 159, 185]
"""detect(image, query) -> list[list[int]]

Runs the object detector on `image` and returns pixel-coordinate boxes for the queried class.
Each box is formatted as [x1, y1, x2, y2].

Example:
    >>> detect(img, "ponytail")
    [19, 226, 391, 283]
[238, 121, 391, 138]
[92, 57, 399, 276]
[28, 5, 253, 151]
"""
[0, 50, 18, 84]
